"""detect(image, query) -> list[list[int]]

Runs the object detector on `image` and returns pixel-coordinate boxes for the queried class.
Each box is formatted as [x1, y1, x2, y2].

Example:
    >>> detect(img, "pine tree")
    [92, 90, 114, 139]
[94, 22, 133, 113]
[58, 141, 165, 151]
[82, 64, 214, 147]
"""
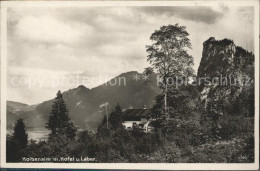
[6, 118, 28, 162]
[109, 103, 123, 129]
[46, 90, 77, 139]
[13, 118, 28, 149]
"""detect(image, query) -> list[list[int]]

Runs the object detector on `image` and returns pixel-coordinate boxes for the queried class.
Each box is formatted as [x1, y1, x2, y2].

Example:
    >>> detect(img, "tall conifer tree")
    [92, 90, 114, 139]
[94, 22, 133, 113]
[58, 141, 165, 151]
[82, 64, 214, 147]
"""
[46, 90, 77, 139]
[13, 118, 28, 149]
[109, 103, 123, 128]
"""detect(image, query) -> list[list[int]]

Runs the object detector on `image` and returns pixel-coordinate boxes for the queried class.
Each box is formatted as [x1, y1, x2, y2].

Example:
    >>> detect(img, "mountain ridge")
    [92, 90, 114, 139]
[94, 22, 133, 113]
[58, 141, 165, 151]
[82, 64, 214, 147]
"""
[7, 71, 160, 130]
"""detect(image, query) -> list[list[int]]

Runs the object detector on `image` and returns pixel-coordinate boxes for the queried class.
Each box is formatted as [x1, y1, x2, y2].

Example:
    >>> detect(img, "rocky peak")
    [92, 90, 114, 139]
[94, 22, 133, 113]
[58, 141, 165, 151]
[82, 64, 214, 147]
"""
[198, 37, 253, 79]
[203, 37, 216, 44]
[197, 37, 254, 118]
[77, 85, 89, 91]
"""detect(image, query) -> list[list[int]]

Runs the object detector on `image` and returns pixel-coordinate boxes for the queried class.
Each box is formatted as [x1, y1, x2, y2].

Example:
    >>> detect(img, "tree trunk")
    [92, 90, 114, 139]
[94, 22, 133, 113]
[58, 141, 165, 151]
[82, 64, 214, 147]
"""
[105, 105, 108, 128]
[164, 83, 168, 121]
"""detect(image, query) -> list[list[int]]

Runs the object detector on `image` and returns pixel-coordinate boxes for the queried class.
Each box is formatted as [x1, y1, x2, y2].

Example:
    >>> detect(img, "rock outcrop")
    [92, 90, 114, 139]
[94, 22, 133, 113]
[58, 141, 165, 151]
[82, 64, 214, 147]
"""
[198, 37, 254, 118]
[198, 37, 254, 79]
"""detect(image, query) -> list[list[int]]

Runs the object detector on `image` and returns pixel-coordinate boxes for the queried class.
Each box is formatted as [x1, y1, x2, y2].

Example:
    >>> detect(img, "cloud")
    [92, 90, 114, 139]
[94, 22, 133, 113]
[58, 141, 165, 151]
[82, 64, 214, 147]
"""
[137, 6, 225, 24]
[6, 5, 254, 104]
[14, 15, 86, 45]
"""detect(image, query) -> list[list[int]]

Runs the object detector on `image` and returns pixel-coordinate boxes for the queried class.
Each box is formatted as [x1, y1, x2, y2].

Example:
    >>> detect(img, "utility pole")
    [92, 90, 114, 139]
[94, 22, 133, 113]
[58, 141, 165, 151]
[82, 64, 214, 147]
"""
[105, 104, 108, 128]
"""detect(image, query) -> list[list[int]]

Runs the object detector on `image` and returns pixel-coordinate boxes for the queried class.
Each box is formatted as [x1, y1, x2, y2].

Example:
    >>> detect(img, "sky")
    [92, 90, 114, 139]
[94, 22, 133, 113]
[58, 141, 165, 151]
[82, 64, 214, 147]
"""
[6, 5, 254, 104]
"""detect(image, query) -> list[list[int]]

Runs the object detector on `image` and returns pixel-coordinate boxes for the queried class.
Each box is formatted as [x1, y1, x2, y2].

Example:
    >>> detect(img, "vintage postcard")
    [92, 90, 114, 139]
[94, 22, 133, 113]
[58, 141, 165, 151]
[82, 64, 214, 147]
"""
[0, 0, 259, 170]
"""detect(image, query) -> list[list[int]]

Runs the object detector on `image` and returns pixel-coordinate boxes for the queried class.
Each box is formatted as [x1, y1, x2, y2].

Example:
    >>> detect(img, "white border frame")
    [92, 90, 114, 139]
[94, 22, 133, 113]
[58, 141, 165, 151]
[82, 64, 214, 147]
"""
[0, 1, 259, 170]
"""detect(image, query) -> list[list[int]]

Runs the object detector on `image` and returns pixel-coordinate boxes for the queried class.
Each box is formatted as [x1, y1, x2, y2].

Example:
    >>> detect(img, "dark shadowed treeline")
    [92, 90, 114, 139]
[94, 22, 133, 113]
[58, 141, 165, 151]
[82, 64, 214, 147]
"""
[6, 98, 254, 163]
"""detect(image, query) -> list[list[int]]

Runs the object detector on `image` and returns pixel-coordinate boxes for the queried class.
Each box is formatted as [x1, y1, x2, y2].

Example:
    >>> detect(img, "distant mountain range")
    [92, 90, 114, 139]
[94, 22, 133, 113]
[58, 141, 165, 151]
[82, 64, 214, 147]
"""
[7, 71, 160, 130]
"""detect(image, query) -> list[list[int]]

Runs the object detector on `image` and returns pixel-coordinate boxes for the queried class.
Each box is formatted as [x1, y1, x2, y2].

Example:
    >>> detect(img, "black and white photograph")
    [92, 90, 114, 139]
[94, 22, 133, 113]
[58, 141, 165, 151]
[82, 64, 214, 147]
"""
[0, 1, 259, 170]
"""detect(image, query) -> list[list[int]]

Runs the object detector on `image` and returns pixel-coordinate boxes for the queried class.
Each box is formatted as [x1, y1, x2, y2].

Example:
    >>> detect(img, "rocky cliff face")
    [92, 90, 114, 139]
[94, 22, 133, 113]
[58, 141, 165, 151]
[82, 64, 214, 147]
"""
[198, 37, 254, 79]
[198, 37, 254, 118]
